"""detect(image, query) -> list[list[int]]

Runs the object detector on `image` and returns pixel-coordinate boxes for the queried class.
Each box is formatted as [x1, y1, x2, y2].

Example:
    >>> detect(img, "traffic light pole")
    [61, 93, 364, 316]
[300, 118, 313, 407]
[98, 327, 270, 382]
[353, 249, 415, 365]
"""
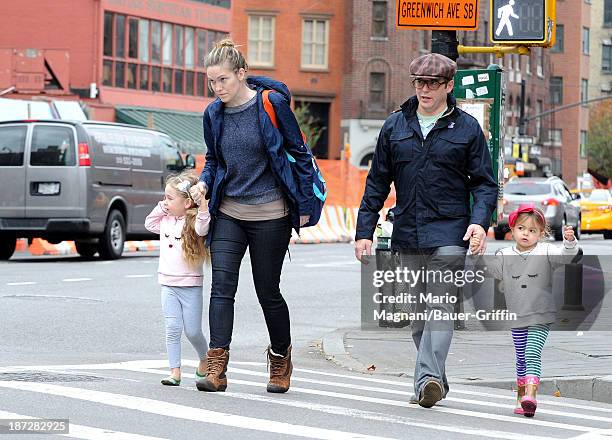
[519, 79, 526, 136]
[432, 31, 459, 62]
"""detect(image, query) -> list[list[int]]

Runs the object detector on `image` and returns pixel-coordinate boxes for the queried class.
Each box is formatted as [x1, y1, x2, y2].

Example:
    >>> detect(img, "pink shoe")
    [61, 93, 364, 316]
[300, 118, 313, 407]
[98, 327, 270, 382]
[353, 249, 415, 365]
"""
[521, 396, 537, 417]
[513, 407, 524, 415]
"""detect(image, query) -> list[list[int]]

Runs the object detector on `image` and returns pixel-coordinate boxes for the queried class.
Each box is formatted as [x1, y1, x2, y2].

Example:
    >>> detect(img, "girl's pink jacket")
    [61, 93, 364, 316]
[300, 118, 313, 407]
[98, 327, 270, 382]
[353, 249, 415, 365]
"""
[145, 202, 210, 286]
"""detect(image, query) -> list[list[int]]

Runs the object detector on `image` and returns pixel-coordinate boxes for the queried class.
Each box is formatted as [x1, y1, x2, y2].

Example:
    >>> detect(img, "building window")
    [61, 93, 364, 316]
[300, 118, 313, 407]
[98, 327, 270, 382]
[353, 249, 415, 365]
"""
[535, 100, 542, 139]
[526, 52, 531, 74]
[104, 12, 113, 57]
[163, 23, 173, 65]
[372, 1, 387, 38]
[128, 18, 139, 59]
[603, 44, 612, 71]
[175, 25, 185, 66]
[582, 27, 590, 55]
[419, 31, 430, 52]
[139, 19, 149, 62]
[605, 0, 612, 27]
[197, 29, 207, 67]
[551, 24, 563, 53]
[580, 130, 588, 158]
[550, 76, 563, 105]
[369, 72, 386, 110]
[103, 60, 113, 86]
[248, 16, 275, 67]
[549, 129, 562, 144]
[185, 27, 195, 68]
[115, 61, 125, 88]
[581, 79, 589, 103]
[151, 21, 161, 63]
[127, 63, 137, 89]
[302, 19, 329, 69]
[116, 15, 126, 58]
[102, 11, 227, 95]
[139, 65, 149, 90]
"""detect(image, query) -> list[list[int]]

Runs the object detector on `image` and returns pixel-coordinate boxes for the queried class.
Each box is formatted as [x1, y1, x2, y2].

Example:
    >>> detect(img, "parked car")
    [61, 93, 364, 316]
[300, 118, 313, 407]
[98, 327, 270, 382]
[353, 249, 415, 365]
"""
[494, 176, 581, 241]
[0, 120, 195, 260]
[580, 189, 612, 239]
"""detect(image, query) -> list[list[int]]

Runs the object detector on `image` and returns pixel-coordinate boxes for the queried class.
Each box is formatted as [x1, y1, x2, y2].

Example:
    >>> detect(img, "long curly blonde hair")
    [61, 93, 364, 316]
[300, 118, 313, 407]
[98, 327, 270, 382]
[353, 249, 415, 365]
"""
[166, 171, 210, 268]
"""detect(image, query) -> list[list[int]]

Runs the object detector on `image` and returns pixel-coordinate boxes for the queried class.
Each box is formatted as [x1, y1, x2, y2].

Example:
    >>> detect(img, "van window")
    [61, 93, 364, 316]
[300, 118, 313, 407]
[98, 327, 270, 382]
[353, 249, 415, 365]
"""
[30, 126, 76, 166]
[160, 137, 183, 171]
[0, 126, 27, 166]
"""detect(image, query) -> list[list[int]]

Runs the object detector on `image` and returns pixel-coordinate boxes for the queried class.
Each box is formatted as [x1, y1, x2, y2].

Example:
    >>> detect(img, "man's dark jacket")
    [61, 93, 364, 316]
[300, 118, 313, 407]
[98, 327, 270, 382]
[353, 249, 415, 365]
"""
[355, 94, 498, 250]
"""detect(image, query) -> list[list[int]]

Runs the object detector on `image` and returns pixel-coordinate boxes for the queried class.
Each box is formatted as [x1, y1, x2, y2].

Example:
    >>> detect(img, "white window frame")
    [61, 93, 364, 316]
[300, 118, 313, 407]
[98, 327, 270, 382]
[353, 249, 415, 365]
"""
[301, 18, 330, 70]
[248, 15, 275, 68]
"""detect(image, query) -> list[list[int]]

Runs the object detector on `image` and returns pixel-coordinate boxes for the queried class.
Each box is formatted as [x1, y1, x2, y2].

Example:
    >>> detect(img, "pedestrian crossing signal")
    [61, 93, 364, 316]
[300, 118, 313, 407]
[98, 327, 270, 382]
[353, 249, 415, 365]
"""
[490, 0, 556, 46]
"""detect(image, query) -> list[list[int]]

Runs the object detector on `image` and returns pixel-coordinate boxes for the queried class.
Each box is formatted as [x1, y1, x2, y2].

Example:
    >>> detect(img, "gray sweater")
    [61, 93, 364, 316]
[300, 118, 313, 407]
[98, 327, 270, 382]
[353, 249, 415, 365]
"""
[219, 95, 283, 205]
[488, 240, 580, 327]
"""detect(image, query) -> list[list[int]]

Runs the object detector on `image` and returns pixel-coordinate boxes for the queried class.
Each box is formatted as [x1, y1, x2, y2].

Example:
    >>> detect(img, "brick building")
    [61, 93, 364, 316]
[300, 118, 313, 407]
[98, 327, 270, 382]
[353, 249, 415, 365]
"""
[589, 0, 612, 98]
[0, 0, 231, 151]
[341, 0, 424, 167]
[547, 0, 591, 186]
[232, 0, 346, 159]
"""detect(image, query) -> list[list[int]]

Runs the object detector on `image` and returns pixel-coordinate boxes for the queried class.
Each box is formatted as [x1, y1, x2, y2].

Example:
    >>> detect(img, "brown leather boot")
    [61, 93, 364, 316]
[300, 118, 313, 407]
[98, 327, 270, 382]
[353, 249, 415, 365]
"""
[196, 348, 229, 392]
[266, 345, 292, 393]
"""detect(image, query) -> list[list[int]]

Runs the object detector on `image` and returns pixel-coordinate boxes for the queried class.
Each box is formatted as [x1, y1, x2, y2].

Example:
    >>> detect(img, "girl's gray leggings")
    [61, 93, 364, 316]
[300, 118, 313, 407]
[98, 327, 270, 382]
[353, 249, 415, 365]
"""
[161, 285, 208, 368]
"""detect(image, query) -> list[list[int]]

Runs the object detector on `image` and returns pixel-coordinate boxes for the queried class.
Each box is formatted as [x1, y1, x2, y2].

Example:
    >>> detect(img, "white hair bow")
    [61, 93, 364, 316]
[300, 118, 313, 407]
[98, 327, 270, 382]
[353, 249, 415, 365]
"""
[177, 180, 191, 193]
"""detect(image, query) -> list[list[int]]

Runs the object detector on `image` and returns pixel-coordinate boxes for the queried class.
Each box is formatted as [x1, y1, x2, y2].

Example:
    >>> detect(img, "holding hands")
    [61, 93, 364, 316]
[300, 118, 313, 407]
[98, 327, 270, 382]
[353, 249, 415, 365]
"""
[464, 224, 487, 255]
[190, 182, 207, 210]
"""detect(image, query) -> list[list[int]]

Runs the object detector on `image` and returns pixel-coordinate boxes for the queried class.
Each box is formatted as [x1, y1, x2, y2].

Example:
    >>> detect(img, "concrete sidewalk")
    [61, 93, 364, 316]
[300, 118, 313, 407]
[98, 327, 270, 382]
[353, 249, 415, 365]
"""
[322, 327, 612, 403]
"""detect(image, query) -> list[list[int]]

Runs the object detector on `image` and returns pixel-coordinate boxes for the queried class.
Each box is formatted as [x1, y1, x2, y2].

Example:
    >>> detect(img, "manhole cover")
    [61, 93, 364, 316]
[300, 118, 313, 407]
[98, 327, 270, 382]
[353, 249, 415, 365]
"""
[0, 371, 105, 382]
[0, 295, 104, 303]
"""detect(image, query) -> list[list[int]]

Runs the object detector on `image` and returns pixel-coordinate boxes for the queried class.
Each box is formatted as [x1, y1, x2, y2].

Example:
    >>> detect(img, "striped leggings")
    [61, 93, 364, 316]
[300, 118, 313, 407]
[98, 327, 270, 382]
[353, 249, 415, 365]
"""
[511, 324, 551, 386]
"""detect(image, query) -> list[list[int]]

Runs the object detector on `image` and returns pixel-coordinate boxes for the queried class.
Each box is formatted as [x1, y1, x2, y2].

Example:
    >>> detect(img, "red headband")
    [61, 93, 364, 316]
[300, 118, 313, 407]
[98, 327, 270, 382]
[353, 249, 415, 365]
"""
[508, 205, 545, 228]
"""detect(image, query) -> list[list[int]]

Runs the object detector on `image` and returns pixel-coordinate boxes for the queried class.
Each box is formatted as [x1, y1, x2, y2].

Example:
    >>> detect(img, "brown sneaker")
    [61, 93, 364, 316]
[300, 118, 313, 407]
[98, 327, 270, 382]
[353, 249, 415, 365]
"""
[418, 379, 443, 408]
[266, 345, 292, 393]
[196, 348, 229, 392]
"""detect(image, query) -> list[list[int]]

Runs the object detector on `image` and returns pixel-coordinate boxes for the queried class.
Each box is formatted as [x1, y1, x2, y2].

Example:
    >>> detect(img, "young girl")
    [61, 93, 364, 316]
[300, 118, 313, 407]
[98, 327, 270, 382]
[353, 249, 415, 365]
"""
[145, 171, 211, 386]
[471, 206, 579, 417]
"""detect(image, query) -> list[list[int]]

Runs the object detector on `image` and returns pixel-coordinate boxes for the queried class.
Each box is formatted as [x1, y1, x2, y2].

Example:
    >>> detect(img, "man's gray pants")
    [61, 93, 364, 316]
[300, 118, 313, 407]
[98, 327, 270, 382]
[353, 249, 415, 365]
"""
[399, 246, 467, 399]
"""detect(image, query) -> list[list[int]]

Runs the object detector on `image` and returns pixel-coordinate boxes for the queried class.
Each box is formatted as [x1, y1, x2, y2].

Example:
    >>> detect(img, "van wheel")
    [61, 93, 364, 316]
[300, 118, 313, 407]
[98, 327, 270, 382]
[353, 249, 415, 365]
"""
[98, 210, 125, 260]
[0, 237, 16, 260]
[75, 241, 98, 258]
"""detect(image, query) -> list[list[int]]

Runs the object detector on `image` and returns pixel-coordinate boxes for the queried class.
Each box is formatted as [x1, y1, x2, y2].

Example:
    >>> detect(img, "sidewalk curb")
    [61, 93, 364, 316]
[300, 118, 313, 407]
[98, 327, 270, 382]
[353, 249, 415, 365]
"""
[473, 375, 612, 404]
[321, 329, 373, 374]
[321, 327, 612, 404]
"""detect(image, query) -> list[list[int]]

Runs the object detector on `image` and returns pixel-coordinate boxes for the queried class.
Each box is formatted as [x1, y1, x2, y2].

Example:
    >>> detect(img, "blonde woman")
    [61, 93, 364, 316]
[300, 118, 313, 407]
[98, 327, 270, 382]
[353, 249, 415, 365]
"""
[190, 39, 313, 394]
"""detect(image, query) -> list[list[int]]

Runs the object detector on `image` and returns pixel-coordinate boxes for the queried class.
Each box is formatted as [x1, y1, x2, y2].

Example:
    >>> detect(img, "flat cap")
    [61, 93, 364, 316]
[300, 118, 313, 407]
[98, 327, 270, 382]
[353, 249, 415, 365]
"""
[409, 53, 457, 80]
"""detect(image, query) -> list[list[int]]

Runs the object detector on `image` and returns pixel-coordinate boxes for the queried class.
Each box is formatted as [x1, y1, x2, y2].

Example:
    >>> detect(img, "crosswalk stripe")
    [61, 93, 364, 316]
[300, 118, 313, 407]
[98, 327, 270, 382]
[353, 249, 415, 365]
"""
[213, 391, 558, 440]
[5, 359, 612, 414]
[0, 410, 169, 440]
[131, 367, 594, 433]
[0, 381, 393, 440]
[203, 364, 612, 423]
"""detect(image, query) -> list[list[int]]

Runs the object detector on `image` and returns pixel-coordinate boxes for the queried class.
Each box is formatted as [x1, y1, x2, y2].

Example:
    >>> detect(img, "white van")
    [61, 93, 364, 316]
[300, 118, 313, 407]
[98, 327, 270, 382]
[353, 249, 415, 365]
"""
[0, 120, 196, 260]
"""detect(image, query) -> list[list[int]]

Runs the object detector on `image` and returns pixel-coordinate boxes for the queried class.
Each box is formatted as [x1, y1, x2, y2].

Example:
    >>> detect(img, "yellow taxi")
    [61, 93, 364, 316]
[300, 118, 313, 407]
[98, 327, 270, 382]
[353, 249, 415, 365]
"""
[580, 189, 612, 239]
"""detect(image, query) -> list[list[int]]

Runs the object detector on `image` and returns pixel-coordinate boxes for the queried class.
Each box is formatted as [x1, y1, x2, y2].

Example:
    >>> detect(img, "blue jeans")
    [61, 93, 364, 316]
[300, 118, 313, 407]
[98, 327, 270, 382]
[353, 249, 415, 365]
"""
[399, 245, 467, 398]
[209, 212, 292, 354]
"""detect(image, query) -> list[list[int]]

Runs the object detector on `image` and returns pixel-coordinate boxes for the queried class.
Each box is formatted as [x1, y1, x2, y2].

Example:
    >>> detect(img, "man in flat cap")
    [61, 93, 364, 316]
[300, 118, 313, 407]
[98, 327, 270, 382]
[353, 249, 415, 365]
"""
[355, 53, 497, 407]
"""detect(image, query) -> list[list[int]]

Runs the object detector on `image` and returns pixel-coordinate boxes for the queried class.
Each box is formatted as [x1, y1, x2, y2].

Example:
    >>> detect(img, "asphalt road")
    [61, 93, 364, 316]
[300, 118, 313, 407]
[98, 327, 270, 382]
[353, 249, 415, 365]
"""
[1, 240, 611, 439]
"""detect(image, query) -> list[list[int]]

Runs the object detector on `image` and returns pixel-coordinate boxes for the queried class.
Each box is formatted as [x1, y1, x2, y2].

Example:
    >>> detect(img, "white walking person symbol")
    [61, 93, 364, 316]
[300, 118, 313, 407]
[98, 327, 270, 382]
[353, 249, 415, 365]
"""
[496, 0, 520, 37]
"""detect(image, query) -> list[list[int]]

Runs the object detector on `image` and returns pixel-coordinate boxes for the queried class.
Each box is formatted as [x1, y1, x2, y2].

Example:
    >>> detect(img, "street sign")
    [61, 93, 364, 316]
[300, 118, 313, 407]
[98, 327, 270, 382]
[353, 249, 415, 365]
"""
[396, 0, 479, 30]
[490, 0, 556, 45]
[513, 136, 535, 144]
